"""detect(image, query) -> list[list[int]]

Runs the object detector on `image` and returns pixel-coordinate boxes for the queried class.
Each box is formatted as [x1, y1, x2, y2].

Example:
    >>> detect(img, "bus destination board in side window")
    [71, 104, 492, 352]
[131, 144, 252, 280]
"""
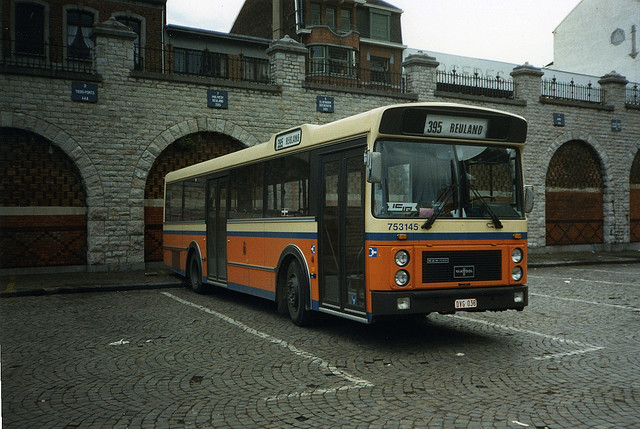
[424, 115, 489, 139]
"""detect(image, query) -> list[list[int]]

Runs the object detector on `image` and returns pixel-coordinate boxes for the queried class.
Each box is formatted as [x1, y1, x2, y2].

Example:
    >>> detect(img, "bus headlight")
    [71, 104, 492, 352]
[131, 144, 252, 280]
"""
[512, 248, 523, 263]
[395, 270, 410, 287]
[395, 250, 410, 267]
[511, 266, 523, 282]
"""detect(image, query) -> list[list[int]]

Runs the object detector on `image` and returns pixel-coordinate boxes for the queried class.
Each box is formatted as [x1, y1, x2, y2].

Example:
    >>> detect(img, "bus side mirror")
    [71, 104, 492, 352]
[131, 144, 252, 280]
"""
[366, 150, 382, 183]
[524, 185, 534, 213]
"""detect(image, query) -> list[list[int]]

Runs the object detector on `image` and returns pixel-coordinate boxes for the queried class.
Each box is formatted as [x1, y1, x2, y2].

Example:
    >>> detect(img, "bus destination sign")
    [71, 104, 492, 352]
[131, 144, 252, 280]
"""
[423, 114, 488, 139]
[274, 128, 302, 151]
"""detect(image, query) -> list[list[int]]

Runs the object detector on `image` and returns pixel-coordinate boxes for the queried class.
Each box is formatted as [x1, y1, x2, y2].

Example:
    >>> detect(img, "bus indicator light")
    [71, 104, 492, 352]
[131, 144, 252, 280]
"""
[514, 291, 525, 303]
[397, 297, 410, 310]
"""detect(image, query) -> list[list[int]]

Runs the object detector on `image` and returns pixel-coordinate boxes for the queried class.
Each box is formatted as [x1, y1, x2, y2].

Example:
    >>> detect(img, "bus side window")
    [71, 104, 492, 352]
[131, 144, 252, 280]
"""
[230, 163, 264, 218]
[266, 153, 309, 217]
[165, 182, 183, 222]
[183, 178, 206, 221]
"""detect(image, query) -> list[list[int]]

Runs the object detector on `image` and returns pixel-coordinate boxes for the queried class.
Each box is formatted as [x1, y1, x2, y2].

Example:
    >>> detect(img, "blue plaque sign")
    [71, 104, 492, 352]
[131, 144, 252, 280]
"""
[71, 82, 98, 103]
[207, 90, 228, 109]
[316, 96, 334, 113]
[611, 119, 622, 131]
[553, 113, 565, 127]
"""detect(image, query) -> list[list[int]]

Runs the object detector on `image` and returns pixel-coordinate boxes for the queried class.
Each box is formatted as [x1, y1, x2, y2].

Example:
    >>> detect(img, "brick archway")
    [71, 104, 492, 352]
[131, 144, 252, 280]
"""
[545, 140, 604, 245]
[143, 131, 245, 262]
[0, 128, 88, 268]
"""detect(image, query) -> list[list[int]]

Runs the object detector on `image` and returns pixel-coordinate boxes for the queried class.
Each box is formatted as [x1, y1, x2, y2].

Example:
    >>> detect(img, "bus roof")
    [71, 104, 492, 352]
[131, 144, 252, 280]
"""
[165, 102, 526, 183]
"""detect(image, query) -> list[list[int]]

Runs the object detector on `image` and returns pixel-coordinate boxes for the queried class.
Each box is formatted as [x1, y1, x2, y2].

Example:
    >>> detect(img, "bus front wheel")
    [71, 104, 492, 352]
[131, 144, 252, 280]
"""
[187, 254, 205, 294]
[286, 260, 312, 326]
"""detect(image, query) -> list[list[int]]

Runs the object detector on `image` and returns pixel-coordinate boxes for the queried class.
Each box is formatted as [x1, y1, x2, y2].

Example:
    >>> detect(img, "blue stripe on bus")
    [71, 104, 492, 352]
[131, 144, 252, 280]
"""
[226, 231, 317, 239]
[164, 230, 206, 236]
[226, 282, 276, 301]
[365, 231, 527, 241]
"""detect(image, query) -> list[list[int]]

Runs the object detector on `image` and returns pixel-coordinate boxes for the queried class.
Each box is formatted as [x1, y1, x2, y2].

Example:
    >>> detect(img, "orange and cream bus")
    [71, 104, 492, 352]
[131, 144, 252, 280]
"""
[163, 102, 532, 325]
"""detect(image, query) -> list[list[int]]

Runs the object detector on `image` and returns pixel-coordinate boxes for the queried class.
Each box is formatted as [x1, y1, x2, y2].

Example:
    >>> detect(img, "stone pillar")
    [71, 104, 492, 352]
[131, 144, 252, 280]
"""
[510, 62, 544, 103]
[598, 71, 629, 110]
[510, 64, 544, 247]
[402, 52, 439, 101]
[91, 18, 138, 77]
[599, 71, 629, 247]
[266, 35, 308, 88]
[88, 19, 142, 271]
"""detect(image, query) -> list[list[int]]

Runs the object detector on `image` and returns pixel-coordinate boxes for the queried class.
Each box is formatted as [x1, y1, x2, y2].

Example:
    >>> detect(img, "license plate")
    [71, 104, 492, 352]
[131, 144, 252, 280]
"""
[455, 298, 477, 309]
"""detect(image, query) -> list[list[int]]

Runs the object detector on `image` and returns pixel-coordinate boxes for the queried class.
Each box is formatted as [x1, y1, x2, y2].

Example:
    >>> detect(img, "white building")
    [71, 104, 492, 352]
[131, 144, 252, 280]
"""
[552, 0, 639, 83]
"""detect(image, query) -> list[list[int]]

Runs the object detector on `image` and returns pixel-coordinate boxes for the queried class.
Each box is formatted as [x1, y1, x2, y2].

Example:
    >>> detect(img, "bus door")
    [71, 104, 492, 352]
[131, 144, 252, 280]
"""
[319, 148, 366, 314]
[207, 176, 228, 283]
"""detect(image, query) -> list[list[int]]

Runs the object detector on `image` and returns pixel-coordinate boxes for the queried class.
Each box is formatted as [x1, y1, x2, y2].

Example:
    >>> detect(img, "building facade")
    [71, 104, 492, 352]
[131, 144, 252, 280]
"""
[552, 0, 640, 83]
[232, 0, 406, 93]
[1, 0, 640, 272]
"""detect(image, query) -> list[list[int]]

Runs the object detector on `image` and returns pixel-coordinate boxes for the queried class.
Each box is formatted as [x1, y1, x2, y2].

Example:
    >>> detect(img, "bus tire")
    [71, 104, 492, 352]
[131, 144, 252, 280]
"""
[187, 253, 206, 294]
[286, 260, 312, 326]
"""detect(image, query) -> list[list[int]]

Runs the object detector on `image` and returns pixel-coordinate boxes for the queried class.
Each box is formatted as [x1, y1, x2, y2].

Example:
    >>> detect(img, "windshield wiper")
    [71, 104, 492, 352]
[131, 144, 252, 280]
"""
[421, 184, 455, 230]
[469, 185, 503, 229]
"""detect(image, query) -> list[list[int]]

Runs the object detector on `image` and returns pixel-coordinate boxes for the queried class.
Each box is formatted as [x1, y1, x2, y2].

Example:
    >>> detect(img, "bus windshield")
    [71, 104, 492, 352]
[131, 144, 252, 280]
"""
[373, 140, 524, 220]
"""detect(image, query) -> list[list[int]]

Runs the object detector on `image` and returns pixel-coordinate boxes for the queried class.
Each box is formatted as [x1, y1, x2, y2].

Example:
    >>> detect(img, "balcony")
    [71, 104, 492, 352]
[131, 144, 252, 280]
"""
[0, 38, 95, 74]
[139, 45, 270, 84]
[436, 69, 514, 99]
[541, 78, 602, 104]
[306, 59, 406, 93]
[627, 84, 640, 107]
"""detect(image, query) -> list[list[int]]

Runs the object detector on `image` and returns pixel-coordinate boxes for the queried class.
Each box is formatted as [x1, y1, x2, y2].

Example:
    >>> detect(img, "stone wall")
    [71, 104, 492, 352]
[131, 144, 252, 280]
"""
[1, 20, 640, 271]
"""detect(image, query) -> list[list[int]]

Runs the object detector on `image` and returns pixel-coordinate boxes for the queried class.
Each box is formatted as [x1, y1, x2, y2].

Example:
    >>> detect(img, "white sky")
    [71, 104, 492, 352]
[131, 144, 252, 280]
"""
[166, 0, 583, 68]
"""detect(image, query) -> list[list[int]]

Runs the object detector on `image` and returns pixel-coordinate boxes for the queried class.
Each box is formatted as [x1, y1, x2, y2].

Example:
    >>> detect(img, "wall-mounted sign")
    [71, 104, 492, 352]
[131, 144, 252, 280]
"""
[316, 96, 334, 113]
[553, 113, 565, 127]
[207, 90, 228, 109]
[71, 82, 98, 103]
[612, 119, 622, 131]
[275, 128, 302, 151]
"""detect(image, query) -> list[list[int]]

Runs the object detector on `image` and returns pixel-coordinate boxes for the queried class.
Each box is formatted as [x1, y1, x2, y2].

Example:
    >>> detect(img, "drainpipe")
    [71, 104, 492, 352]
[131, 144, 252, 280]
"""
[273, 0, 282, 39]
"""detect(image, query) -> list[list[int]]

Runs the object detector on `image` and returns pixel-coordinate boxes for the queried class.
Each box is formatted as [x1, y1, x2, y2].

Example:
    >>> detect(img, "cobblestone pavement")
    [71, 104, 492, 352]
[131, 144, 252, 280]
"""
[1, 263, 639, 428]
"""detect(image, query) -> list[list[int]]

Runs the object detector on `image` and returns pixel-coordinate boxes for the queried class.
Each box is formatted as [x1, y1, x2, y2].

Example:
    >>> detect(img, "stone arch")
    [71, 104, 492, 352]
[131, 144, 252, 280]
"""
[540, 131, 612, 183]
[135, 119, 256, 261]
[544, 136, 608, 246]
[1, 127, 86, 268]
[130, 118, 259, 202]
[0, 111, 104, 207]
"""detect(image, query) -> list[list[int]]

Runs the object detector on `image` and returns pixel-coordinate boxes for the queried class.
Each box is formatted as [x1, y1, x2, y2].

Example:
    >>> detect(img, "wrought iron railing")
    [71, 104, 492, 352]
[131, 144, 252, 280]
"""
[139, 45, 271, 84]
[541, 78, 602, 103]
[436, 69, 514, 99]
[306, 60, 406, 93]
[0, 38, 95, 73]
[627, 84, 640, 106]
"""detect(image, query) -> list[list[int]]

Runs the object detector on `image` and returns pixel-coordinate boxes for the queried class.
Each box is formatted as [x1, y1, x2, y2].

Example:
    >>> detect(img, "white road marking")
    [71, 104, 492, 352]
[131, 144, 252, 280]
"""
[530, 292, 640, 312]
[451, 314, 604, 360]
[161, 292, 373, 401]
[528, 274, 636, 287]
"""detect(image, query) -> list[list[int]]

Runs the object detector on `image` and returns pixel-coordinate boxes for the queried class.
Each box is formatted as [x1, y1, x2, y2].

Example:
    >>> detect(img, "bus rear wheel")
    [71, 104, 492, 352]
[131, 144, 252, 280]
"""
[286, 260, 312, 326]
[187, 254, 205, 294]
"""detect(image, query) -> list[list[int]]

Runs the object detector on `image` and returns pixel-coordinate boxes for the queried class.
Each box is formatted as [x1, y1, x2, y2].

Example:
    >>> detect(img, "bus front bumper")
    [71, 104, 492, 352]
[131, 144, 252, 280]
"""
[371, 285, 528, 316]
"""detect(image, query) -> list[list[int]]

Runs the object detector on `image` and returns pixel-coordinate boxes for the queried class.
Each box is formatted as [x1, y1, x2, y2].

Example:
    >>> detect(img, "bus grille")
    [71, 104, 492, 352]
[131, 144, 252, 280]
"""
[422, 250, 502, 283]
